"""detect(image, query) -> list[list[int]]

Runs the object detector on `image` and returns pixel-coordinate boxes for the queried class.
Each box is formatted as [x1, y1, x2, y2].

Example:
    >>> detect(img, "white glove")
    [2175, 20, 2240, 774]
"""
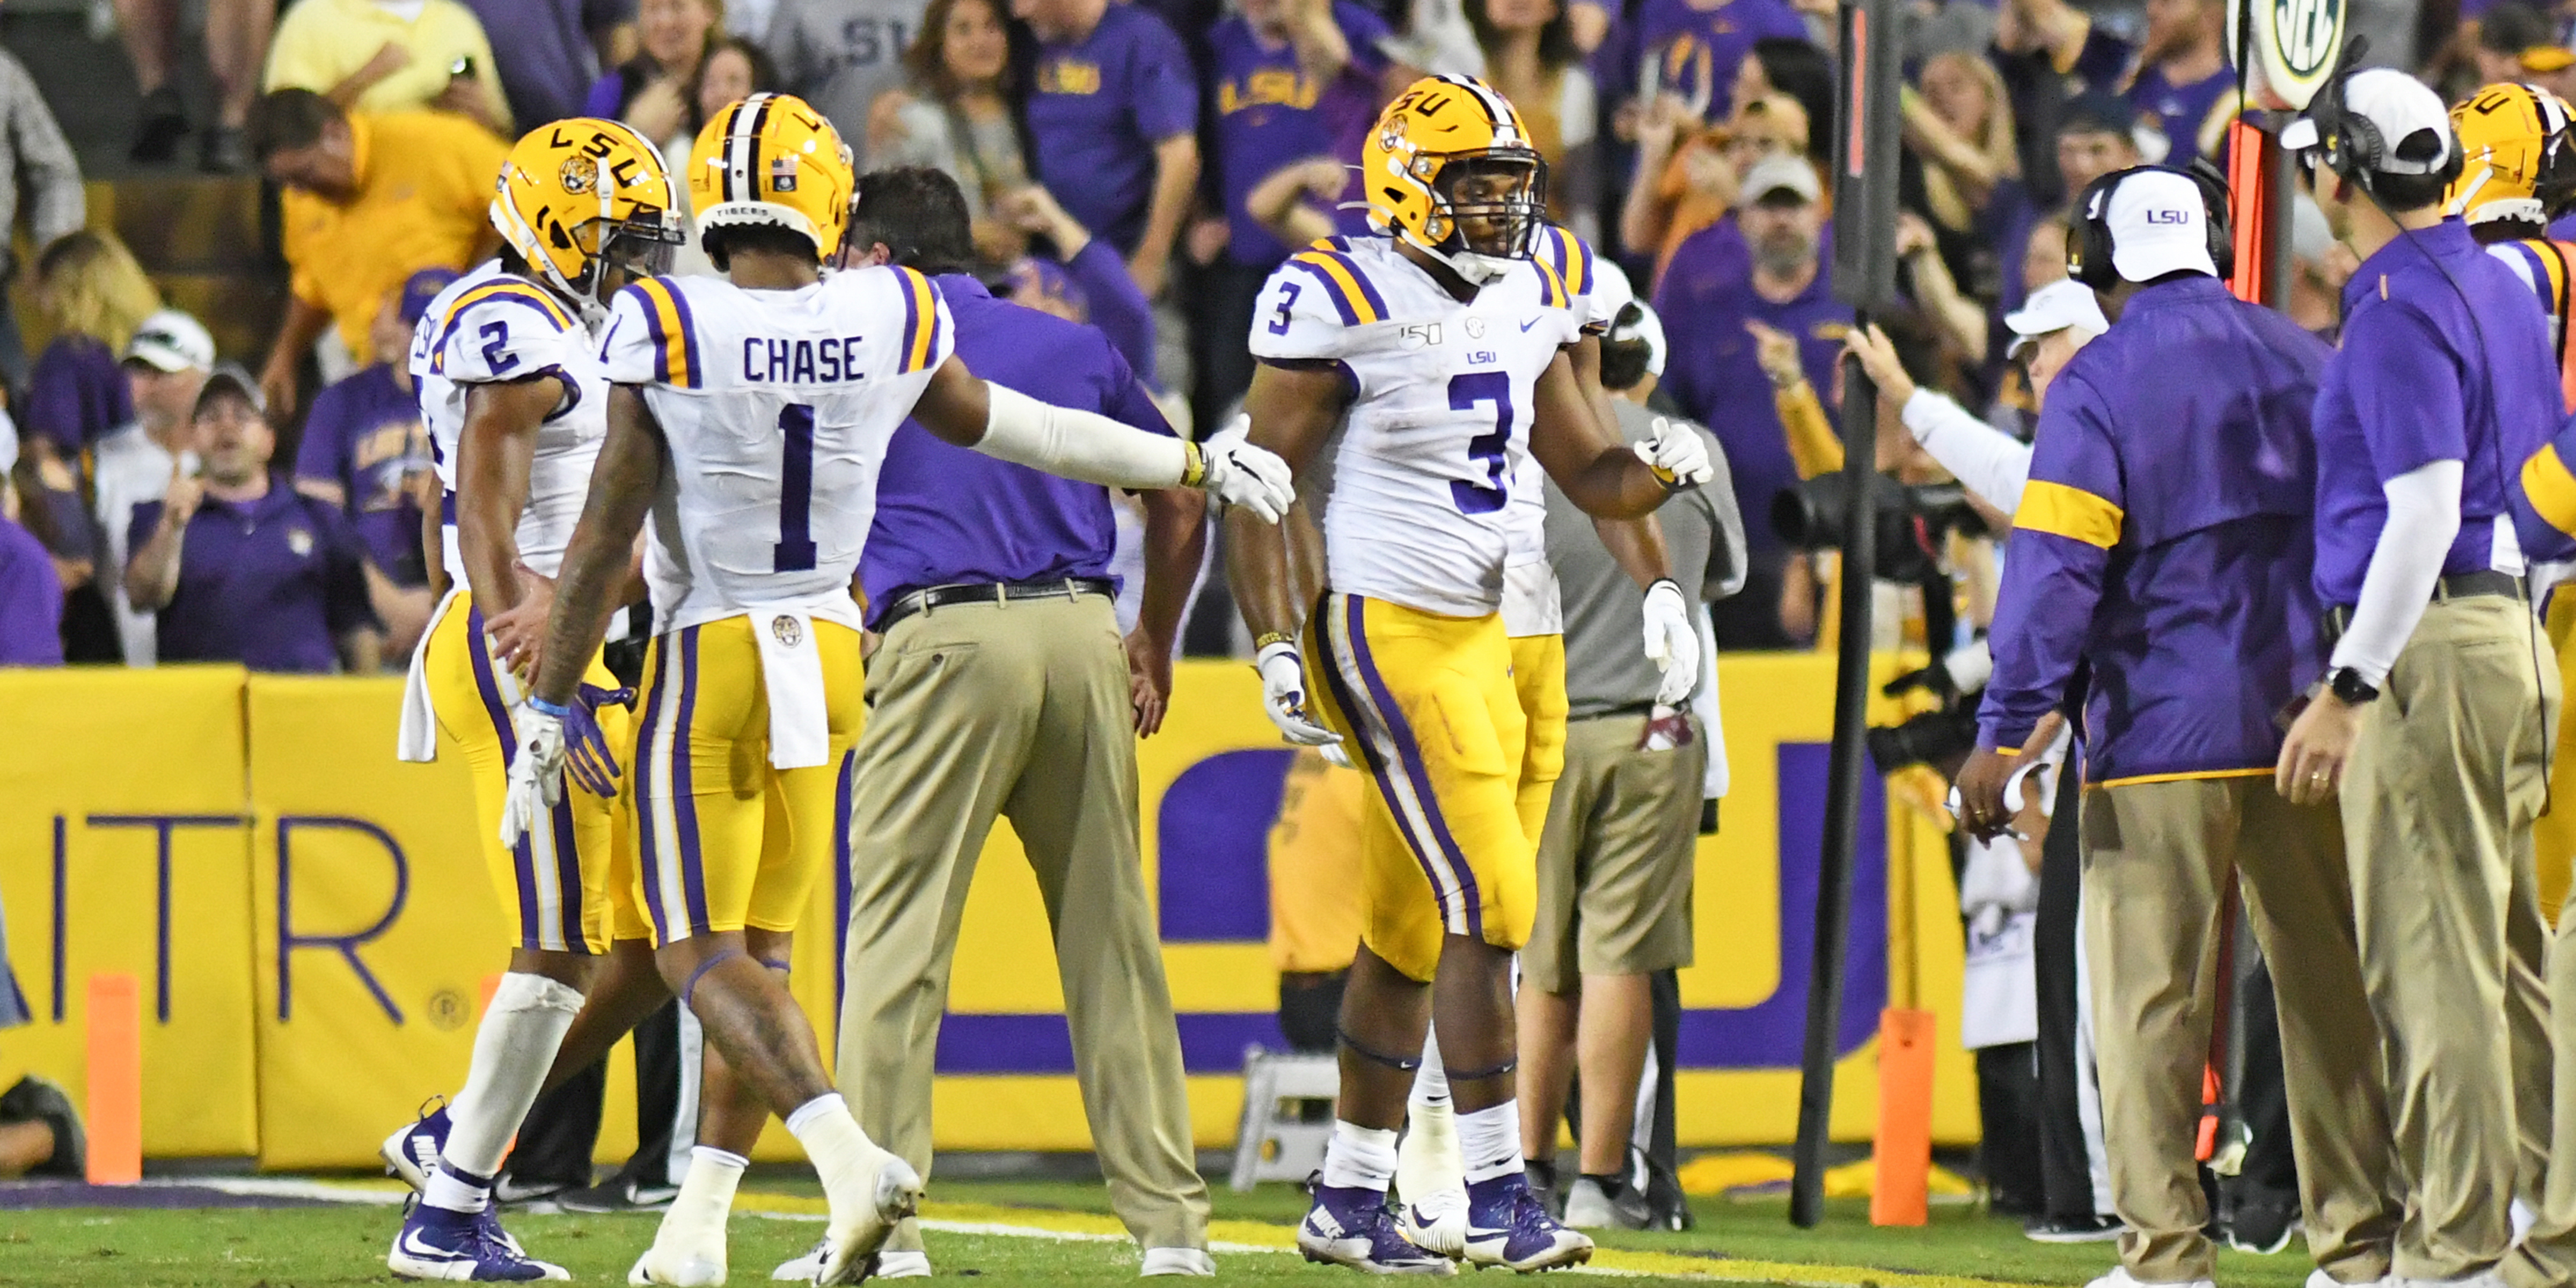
[1257, 640, 1343, 747]
[1320, 742, 1357, 770]
[1641, 578, 1700, 705]
[497, 704, 569, 848]
[1634, 417, 1713, 489]
[1197, 435, 1296, 522]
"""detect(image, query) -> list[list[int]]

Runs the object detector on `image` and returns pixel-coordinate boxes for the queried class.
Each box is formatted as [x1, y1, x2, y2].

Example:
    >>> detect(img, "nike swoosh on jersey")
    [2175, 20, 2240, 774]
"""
[1520, 318, 1540, 331]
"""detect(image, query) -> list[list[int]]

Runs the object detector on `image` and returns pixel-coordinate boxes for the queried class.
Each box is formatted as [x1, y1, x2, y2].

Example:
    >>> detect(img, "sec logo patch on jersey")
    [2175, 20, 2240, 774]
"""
[1465, 316, 1487, 339]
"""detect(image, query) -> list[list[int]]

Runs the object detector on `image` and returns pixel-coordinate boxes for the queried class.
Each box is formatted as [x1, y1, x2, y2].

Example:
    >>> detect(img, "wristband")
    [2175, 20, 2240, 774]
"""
[1253, 631, 1294, 652]
[1180, 440, 1208, 488]
[526, 695, 575, 720]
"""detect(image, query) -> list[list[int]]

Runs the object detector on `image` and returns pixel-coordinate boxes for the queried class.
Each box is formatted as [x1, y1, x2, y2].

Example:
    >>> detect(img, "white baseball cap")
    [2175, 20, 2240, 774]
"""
[123, 309, 216, 374]
[1741, 153, 1822, 206]
[2101, 169, 2218, 282]
[2003, 279, 2111, 356]
[1609, 297, 1669, 377]
[2278, 68, 2455, 178]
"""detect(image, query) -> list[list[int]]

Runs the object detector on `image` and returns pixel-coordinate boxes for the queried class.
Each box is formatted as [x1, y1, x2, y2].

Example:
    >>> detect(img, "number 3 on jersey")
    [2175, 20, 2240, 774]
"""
[773, 404, 817, 572]
[1448, 371, 1512, 514]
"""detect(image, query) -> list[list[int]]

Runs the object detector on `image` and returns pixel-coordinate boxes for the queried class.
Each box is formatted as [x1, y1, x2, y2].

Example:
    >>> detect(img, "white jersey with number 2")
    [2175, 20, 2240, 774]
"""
[599, 266, 955, 633]
[1248, 236, 1582, 618]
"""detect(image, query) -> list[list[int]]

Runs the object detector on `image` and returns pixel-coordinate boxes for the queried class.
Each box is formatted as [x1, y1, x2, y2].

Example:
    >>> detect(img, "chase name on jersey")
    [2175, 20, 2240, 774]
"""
[741, 334, 869, 383]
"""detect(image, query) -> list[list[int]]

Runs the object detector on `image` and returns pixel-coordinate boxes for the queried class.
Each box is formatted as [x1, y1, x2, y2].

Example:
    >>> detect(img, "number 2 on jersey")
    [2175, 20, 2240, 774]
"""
[1448, 371, 1512, 514]
[773, 404, 817, 572]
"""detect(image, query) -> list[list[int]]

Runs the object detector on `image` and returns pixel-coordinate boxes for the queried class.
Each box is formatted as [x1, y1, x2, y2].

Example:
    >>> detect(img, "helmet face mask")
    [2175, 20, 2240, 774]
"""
[1432, 153, 1547, 260]
[492, 119, 679, 325]
[1365, 75, 1548, 283]
[580, 212, 684, 297]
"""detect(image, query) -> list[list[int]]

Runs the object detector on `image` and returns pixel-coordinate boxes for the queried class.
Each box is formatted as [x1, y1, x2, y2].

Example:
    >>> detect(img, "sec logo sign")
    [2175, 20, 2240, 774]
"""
[2274, 0, 2339, 79]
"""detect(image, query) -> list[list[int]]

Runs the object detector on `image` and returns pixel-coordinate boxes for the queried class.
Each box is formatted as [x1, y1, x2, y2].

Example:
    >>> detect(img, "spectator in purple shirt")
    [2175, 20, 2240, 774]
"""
[123, 368, 382, 674]
[464, 0, 640, 129]
[1017, 0, 1200, 296]
[0, 421, 62, 667]
[294, 268, 448, 656]
[993, 183, 1160, 391]
[833, 167, 1213, 1276]
[2121, 0, 2236, 170]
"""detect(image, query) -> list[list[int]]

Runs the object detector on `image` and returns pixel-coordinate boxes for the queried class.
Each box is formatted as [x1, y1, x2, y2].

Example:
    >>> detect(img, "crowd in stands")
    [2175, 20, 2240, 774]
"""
[1, 0, 2570, 674]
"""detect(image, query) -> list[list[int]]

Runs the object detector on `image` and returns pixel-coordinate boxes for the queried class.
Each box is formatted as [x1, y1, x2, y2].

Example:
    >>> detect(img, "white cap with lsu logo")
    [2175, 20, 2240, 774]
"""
[2103, 169, 2218, 282]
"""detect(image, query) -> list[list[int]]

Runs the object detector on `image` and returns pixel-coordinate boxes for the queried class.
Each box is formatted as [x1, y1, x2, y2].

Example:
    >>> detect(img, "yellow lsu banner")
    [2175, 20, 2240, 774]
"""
[0, 655, 1974, 1167]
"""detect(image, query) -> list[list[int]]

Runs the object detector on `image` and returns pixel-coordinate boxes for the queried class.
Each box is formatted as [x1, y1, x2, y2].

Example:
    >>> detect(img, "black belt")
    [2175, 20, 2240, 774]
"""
[875, 576, 1114, 632]
[2324, 569, 2524, 642]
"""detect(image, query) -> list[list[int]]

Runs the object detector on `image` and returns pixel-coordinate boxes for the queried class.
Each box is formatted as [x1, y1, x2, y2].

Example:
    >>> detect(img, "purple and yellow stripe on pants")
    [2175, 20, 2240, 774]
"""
[1301, 591, 1538, 982]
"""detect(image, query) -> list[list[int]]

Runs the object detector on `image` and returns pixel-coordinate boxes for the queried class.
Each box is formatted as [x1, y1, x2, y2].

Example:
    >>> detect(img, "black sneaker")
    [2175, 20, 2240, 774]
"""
[129, 85, 187, 165]
[1524, 1158, 1562, 1218]
[554, 1177, 680, 1213]
[2024, 1213, 2126, 1243]
[2224, 1201, 2300, 1255]
[0, 1075, 85, 1179]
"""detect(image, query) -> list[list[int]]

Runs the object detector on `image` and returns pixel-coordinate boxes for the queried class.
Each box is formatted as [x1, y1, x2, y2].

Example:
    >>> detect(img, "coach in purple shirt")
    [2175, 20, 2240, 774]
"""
[123, 367, 381, 674]
[825, 166, 1216, 1278]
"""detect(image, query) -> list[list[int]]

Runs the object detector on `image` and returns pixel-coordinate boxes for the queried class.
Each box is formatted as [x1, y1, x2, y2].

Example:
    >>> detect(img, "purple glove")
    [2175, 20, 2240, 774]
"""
[531, 683, 634, 798]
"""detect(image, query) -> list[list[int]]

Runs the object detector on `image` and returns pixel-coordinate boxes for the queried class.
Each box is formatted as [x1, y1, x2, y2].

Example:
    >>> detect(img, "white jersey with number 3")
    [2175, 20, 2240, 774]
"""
[1249, 236, 1582, 618]
[599, 266, 956, 632]
[412, 260, 608, 585]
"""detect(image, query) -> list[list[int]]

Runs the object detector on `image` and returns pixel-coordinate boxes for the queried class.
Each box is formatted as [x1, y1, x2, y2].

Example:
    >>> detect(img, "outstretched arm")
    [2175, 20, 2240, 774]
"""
[529, 385, 668, 708]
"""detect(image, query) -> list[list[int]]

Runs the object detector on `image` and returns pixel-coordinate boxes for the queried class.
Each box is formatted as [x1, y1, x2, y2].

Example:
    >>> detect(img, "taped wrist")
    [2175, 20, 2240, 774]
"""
[977, 383, 1189, 490]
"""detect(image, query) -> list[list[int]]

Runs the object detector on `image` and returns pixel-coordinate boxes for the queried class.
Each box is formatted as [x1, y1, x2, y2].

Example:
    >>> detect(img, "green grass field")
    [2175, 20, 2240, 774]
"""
[0, 1177, 2326, 1287]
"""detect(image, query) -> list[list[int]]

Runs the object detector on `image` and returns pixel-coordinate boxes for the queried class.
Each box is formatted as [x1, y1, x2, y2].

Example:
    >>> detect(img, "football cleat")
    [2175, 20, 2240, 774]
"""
[814, 1145, 924, 1285]
[1461, 1176, 1593, 1272]
[1297, 1185, 1457, 1275]
[388, 1204, 569, 1282]
[382, 1100, 452, 1195]
[629, 1244, 726, 1287]
[1396, 1185, 1467, 1261]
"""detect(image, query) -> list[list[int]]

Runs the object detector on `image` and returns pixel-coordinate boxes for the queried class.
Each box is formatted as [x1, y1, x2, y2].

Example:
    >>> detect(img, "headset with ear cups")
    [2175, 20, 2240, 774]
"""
[2295, 37, 2465, 197]
[2065, 164, 2236, 290]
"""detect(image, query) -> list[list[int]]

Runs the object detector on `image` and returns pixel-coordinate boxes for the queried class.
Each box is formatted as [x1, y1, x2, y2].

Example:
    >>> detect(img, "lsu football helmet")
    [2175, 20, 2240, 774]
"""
[1363, 74, 1548, 283]
[688, 93, 856, 265]
[491, 118, 683, 324]
[2448, 82, 2576, 225]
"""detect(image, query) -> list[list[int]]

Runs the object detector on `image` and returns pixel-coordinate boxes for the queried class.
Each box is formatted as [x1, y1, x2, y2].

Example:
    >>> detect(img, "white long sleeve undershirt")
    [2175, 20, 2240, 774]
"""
[1902, 389, 2034, 515]
[2329, 459, 2463, 688]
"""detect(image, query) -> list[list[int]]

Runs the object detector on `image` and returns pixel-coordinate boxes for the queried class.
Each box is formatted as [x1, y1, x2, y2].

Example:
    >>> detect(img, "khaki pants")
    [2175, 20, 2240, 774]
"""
[833, 594, 1209, 1253]
[1521, 713, 1703, 995]
[2344, 595, 2557, 1282]
[2081, 777, 2396, 1284]
[2509, 878, 2576, 1288]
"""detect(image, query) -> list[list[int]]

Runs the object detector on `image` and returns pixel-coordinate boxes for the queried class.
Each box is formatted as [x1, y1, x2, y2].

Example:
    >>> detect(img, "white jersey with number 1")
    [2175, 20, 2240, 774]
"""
[1248, 236, 1582, 618]
[599, 266, 956, 633]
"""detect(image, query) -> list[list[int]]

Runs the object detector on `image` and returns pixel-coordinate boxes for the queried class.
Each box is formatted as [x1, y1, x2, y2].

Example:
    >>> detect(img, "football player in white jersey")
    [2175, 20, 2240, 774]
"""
[381, 118, 684, 1283]
[495, 93, 1292, 1286]
[1225, 75, 1711, 1275]
[1392, 239, 1706, 1252]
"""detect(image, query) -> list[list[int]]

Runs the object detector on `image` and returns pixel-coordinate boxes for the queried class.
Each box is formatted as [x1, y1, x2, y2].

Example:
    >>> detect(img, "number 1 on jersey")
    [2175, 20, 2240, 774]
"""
[1448, 371, 1513, 514]
[773, 404, 817, 572]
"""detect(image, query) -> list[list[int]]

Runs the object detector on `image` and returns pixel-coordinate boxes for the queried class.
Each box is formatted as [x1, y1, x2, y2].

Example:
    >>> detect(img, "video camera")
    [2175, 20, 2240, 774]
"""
[1864, 640, 1991, 775]
[1770, 473, 1989, 585]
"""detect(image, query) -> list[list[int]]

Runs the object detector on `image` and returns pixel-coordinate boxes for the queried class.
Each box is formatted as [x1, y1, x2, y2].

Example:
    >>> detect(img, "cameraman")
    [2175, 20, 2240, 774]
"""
[1842, 276, 2107, 516]
[1955, 167, 2400, 1288]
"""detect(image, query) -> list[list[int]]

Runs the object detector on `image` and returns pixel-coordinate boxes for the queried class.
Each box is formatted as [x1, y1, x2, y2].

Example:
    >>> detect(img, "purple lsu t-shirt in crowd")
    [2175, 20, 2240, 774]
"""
[859, 273, 1173, 626]
[24, 334, 134, 450]
[128, 484, 378, 672]
[0, 514, 63, 665]
[1633, 0, 1810, 121]
[462, 0, 636, 129]
[1029, 4, 1201, 256]
[1208, 3, 1392, 268]
[2127, 62, 2235, 170]
[1652, 216, 1849, 553]
[297, 362, 431, 585]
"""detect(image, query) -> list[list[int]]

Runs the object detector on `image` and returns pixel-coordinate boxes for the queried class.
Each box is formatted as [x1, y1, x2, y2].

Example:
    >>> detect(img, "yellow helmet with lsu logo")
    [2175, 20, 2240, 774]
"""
[2448, 82, 2576, 226]
[688, 93, 856, 266]
[1363, 74, 1548, 282]
[491, 118, 684, 322]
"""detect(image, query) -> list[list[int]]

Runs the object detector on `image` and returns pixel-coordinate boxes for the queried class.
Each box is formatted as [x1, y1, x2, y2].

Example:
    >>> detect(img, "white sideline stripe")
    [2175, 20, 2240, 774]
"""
[170, 1177, 407, 1205]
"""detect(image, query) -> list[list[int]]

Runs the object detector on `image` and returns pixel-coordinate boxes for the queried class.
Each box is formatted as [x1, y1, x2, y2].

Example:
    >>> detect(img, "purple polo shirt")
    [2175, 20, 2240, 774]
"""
[1207, 3, 1392, 268]
[1633, 0, 1810, 120]
[24, 335, 133, 450]
[0, 514, 62, 665]
[1652, 216, 1850, 553]
[128, 483, 378, 672]
[2127, 62, 2235, 170]
[1029, 4, 1200, 255]
[463, 0, 635, 128]
[2312, 219, 2560, 606]
[296, 362, 431, 584]
[858, 273, 1172, 625]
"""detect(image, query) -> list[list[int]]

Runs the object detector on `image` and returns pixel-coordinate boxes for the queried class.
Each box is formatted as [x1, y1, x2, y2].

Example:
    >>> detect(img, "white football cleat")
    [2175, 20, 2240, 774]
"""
[816, 1146, 924, 1285]
[628, 1244, 726, 1287]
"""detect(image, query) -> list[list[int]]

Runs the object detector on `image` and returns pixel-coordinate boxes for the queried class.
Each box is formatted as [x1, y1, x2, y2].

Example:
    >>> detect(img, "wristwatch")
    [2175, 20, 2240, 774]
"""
[2326, 667, 2380, 706]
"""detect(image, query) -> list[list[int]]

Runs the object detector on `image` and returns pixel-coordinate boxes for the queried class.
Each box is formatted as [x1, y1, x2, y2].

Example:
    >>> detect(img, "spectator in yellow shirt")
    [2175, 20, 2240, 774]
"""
[246, 90, 508, 416]
[263, 0, 511, 137]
